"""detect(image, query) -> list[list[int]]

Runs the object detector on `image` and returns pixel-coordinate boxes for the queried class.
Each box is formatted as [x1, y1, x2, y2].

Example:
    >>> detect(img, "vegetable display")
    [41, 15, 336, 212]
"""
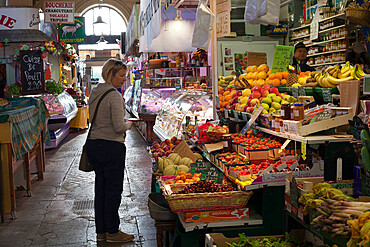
[347, 210, 370, 247]
[226, 233, 295, 247]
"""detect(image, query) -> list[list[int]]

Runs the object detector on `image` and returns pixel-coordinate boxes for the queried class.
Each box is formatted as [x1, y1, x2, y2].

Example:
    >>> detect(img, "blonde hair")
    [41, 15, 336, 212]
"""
[101, 58, 127, 85]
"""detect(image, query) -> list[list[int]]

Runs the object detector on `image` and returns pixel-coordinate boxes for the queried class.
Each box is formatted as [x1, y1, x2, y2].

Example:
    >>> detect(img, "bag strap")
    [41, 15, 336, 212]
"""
[87, 88, 116, 139]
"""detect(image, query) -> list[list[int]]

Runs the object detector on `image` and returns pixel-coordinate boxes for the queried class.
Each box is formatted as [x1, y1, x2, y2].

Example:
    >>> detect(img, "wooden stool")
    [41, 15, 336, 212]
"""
[154, 220, 176, 247]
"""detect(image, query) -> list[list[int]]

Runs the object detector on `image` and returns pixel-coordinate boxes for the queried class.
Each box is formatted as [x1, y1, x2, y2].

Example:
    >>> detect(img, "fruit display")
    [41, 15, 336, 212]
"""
[187, 122, 229, 144]
[217, 152, 248, 166]
[174, 179, 236, 194]
[150, 137, 182, 158]
[163, 172, 201, 184]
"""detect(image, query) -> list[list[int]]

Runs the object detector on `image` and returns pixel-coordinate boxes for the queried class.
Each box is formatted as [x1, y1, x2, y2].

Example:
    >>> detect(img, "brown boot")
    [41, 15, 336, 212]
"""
[97, 233, 106, 241]
[106, 230, 134, 243]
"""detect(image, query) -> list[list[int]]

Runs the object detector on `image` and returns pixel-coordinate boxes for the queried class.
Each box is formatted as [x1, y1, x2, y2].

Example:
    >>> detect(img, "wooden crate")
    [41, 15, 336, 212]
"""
[282, 107, 353, 136]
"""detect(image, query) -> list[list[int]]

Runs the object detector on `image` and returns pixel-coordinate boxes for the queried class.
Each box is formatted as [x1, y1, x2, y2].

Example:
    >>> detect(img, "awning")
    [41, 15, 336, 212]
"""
[0, 29, 54, 43]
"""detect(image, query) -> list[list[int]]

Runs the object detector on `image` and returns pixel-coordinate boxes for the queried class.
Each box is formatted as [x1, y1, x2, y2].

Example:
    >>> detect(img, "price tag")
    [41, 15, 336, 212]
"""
[301, 142, 307, 160]
[216, 96, 220, 108]
[292, 87, 299, 98]
[298, 87, 306, 96]
[258, 165, 273, 175]
[289, 160, 299, 170]
[225, 110, 229, 119]
[322, 88, 332, 102]
[234, 110, 240, 121]
[276, 162, 287, 172]
[278, 139, 291, 153]
[242, 112, 248, 121]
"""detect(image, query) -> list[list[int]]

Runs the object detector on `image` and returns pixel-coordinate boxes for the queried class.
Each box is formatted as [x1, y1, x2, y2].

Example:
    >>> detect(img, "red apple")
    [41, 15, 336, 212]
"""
[252, 91, 261, 99]
[165, 139, 171, 145]
[169, 143, 174, 149]
[243, 105, 248, 112]
[247, 99, 252, 107]
[153, 143, 160, 149]
[175, 140, 181, 145]
[232, 97, 238, 104]
[251, 98, 259, 106]
[226, 87, 232, 92]
[269, 87, 279, 95]
[252, 86, 262, 93]
[165, 150, 172, 157]
[171, 136, 177, 143]
[262, 84, 271, 91]
[247, 107, 254, 113]
[261, 90, 269, 97]
[248, 94, 254, 100]
[163, 146, 169, 152]
[236, 90, 242, 96]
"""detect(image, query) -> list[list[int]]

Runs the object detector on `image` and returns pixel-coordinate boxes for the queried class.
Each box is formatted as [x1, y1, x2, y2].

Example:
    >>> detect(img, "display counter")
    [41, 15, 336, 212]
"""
[0, 97, 48, 219]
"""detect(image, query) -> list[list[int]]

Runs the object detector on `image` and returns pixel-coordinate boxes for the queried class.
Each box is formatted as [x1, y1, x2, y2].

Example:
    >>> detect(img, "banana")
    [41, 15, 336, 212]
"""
[355, 64, 367, 79]
[321, 75, 329, 88]
[341, 61, 351, 74]
[325, 66, 336, 75]
[332, 68, 339, 78]
[327, 74, 354, 85]
[316, 74, 323, 87]
[326, 80, 337, 88]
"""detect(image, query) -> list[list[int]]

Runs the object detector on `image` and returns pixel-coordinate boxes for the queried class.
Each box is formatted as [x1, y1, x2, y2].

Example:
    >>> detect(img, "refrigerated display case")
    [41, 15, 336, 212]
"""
[39, 92, 78, 149]
[153, 90, 214, 140]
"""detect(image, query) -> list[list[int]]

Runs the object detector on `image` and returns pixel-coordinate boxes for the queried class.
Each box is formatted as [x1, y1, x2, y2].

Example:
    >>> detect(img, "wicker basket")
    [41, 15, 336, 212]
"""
[164, 187, 253, 213]
[207, 131, 226, 143]
[345, 8, 370, 26]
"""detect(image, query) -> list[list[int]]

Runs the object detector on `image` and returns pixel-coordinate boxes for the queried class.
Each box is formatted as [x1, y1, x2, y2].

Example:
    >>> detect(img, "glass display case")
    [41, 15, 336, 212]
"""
[154, 90, 214, 140]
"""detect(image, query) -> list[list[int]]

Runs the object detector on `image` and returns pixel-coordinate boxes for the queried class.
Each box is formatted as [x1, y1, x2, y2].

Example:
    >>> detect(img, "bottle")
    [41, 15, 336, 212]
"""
[293, 103, 304, 121]
[185, 116, 190, 132]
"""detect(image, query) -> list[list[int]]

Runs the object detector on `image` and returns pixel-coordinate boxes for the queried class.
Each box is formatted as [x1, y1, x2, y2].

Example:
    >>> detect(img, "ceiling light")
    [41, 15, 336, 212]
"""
[175, 9, 182, 21]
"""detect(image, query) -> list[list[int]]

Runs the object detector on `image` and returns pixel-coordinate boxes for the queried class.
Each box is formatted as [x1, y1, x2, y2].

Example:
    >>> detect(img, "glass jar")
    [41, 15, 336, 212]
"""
[275, 117, 281, 132]
[222, 134, 233, 152]
[293, 103, 305, 121]
[281, 103, 291, 120]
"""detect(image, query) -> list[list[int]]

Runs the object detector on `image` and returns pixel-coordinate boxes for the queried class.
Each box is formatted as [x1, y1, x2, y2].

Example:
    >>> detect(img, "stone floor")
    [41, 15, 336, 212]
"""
[0, 127, 157, 247]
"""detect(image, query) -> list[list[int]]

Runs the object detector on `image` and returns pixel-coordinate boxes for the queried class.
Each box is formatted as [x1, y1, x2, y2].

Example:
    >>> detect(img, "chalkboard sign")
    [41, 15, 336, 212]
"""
[190, 160, 224, 184]
[20, 50, 45, 95]
[271, 46, 295, 73]
[349, 116, 370, 140]
[322, 88, 332, 102]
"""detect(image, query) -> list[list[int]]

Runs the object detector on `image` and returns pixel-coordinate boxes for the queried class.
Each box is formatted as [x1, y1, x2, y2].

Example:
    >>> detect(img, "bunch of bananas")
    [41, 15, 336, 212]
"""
[218, 75, 234, 87]
[315, 62, 367, 88]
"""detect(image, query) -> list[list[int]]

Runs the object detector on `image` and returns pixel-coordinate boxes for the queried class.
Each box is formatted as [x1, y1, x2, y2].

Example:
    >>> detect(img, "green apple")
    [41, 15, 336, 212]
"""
[282, 94, 290, 101]
[261, 103, 270, 111]
[271, 102, 281, 110]
[267, 93, 276, 99]
[262, 97, 272, 105]
[269, 108, 276, 113]
[262, 109, 269, 114]
[272, 96, 282, 103]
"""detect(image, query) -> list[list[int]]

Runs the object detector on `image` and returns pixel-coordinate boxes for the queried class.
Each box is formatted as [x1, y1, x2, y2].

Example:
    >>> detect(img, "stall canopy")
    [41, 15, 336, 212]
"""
[0, 30, 52, 43]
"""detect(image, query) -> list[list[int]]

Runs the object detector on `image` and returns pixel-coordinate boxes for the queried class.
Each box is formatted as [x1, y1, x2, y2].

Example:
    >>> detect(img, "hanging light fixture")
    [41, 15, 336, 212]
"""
[174, 8, 182, 21]
[93, 0, 106, 24]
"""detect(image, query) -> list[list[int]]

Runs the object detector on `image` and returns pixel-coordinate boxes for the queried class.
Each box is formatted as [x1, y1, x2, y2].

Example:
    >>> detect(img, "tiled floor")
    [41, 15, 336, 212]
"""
[0, 126, 157, 246]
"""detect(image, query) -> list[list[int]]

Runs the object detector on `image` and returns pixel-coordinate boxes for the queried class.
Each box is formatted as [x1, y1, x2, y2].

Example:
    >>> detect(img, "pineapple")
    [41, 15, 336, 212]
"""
[286, 66, 299, 87]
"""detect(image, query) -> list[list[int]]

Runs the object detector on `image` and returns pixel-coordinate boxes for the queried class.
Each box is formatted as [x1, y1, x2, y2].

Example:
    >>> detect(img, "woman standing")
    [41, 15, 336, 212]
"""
[86, 58, 134, 243]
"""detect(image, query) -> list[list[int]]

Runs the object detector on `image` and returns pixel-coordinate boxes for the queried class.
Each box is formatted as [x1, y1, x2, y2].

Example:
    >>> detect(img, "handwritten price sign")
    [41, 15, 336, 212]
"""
[271, 46, 295, 73]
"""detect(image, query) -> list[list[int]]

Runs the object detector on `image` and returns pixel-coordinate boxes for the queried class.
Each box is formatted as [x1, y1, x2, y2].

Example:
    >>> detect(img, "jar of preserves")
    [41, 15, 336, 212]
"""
[275, 117, 281, 132]
[293, 103, 304, 121]
[281, 103, 291, 120]
[222, 134, 233, 151]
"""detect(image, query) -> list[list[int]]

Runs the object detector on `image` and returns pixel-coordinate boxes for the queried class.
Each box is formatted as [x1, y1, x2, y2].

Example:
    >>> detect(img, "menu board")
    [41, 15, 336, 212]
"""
[20, 50, 45, 95]
[271, 46, 295, 73]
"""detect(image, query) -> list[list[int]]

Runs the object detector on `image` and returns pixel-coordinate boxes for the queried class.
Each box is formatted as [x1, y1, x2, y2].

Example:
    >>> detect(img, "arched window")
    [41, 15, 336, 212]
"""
[82, 6, 126, 36]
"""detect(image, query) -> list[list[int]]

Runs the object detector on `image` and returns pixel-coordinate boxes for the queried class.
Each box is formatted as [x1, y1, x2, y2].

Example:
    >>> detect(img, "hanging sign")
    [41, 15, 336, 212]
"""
[58, 17, 85, 44]
[271, 46, 295, 73]
[310, 0, 326, 41]
[20, 50, 45, 95]
[0, 8, 40, 30]
[139, 0, 161, 52]
[44, 1, 74, 23]
[216, 0, 231, 37]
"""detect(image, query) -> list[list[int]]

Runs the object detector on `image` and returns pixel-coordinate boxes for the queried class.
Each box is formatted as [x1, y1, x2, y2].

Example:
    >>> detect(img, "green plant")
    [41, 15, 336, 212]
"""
[6, 83, 22, 95]
[45, 80, 64, 95]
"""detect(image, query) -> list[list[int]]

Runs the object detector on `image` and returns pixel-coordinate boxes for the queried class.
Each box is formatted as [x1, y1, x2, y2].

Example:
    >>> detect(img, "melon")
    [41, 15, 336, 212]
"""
[194, 153, 203, 160]
[163, 159, 174, 170]
[158, 157, 165, 172]
[179, 157, 192, 168]
[163, 165, 179, 176]
[168, 153, 181, 165]
[178, 165, 190, 173]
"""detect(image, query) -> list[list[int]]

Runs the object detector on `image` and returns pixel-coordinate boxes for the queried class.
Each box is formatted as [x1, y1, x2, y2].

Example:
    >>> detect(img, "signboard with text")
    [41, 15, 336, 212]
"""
[0, 8, 40, 30]
[126, 4, 139, 53]
[20, 50, 45, 95]
[44, 1, 74, 23]
[216, 0, 231, 37]
[58, 17, 85, 44]
[271, 45, 295, 73]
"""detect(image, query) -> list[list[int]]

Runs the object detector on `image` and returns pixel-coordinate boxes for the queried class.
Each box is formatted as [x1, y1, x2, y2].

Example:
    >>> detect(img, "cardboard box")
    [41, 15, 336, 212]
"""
[182, 208, 249, 223]
[245, 149, 269, 160]
[6, 0, 33, 6]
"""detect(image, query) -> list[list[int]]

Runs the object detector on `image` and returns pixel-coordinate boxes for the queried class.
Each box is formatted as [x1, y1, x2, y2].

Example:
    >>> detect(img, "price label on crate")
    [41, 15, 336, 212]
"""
[292, 87, 299, 98]
[234, 110, 240, 121]
[276, 162, 287, 172]
[225, 109, 229, 119]
[322, 88, 332, 102]
[298, 86, 306, 96]
[289, 160, 299, 171]
[240, 106, 264, 135]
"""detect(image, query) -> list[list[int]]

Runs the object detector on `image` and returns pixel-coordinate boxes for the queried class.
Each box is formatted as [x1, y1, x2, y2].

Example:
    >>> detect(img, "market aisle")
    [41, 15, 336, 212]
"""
[0, 126, 156, 247]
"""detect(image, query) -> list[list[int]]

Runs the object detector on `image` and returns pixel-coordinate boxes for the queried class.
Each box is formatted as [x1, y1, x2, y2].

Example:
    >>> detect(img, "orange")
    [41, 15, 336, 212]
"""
[223, 91, 230, 96]
[275, 72, 283, 80]
[272, 79, 281, 86]
[186, 173, 193, 179]
[224, 95, 232, 102]
[180, 175, 187, 182]
[175, 175, 181, 181]
[219, 95, 224, 102]
[280, 79, 287, 85]
[257, 71, 267, 80]
[179, 171, 186, 176]
[282, 71, 289, 79]
[175, 180, 184, 184]
[267, 70, 271, 77]
[269, 73, 276, 80]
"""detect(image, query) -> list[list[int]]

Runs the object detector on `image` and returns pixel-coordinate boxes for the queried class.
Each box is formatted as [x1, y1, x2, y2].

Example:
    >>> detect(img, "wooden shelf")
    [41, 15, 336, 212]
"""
[319, 12, 346, 23]
[307, 49, 346, 57]
[291, 34, 310, 41]
[255, 126, 352, 144]
[290, 24, 311, 32]
[307, 36, 346, 47]
[311, 60, 346, 67]
[319, 24, 346, 34]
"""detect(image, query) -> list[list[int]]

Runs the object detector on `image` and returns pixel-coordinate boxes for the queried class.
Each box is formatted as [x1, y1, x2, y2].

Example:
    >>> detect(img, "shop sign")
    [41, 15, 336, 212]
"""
[58, 17, 85, 44]
[94, 50, 112, 58]
[126, 4, 139, 53]
[271, 45, 295, 73]
[216, 0, 231, 38]
[20, 50, 45, 95]
[0, 8, 39, 30]
[138, 0, 161, 52]
[44, 1, 74, 23]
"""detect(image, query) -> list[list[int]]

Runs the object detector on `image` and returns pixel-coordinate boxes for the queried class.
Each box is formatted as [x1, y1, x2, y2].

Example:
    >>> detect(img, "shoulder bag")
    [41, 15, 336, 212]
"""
[79, 88, 116, 172]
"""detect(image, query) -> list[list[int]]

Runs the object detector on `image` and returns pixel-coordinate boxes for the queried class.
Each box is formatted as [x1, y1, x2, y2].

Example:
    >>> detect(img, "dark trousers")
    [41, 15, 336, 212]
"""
[86, 139, 126, 234]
